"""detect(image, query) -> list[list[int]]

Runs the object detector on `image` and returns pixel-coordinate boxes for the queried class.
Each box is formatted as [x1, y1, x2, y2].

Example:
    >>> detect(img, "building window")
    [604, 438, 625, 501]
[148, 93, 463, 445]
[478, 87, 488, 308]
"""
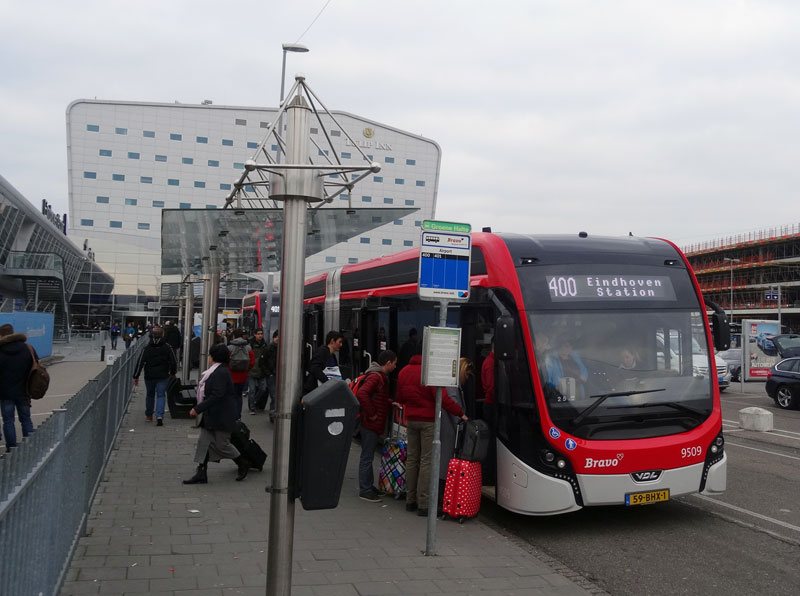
[233, 162, 244, 169]
[395, 178, 404, 185]
[405, 199, 415, 206]
[341, 194, 349, 202]
[260, 121, 269, 128]
[382, 239, 392, 246]
[179, 203, 190, 209]
[360, 238, 370, 244]
[394, 219, 403, 225]
[384, 197, 393, 204]
[247, 141, 258, 149]
[81, 219, 94, 226]
[152, 200, 164, 207]
[325, 256, 337, 263]
[220, 183, 231, 190]
[208, 160, 219, 167]
[115, 127, 127, 135]
[341, 152, 351, 159]
[385, 156, 395, 163]
[112, 174, 125, 181]
[140, 176, 152, 184]
[416, 180, 425, 187]
[235, 118, 247, 126]
[128, 152, 140, 159]
[348, 257, 358, 264]
[374, 176, 383, 182]
[367, 154, 373, 160]
[196, 136, 208, 144]
[271, 144, 278, 151]
[362, 195, 372, 203]
[372, 216, 382, 223]
[170, 133, 182, 141]
[310, 127, 318, 134]
[182, 157, 193, 165]
[124, 198, 137, 206]
[155, 154, 167, 162]
[168, 179, 179, 186]
[245, 185, 254, 192]
[96, 196, 109, 204]
[330, 130, 341, 137]
[404, 240, 413, 247]
[205, 204, 217, 209]
[86, 124, 99, 132]
[138, 223, 150, 230]
[415, 220, 422, 227]
[406, 159, 416, 165]
[222, 139, 233, 146]
[99, 149, 112, 157]
[194, 181, 206, 188]
[143, 130, 155, 138]
[110, 221, 122, 228]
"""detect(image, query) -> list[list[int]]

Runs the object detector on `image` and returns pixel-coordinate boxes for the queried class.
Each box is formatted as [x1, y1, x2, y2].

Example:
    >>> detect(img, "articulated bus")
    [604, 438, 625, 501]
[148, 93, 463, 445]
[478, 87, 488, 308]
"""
[240, 291, 281, 338]
[303, 232, 730, 515]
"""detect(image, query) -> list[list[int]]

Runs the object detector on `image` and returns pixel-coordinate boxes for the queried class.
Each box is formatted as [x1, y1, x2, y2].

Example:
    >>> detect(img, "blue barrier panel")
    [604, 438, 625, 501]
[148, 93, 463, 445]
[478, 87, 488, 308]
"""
[0, 312, 54, 357]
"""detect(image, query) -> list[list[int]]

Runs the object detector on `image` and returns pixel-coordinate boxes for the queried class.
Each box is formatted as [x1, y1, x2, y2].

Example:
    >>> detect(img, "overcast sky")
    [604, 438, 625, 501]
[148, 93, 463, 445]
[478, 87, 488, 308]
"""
[2, 0, 799, 248]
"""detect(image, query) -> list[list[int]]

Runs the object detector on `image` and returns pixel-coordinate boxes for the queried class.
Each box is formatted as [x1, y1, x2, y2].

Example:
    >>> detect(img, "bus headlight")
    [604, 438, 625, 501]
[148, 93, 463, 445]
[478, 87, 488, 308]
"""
[542, 450, 556, 464]
[556, 458, 567, 469]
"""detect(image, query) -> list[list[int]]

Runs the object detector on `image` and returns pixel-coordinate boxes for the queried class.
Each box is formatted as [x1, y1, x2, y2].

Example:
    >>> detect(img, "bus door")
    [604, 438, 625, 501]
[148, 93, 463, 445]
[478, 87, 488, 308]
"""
[457, 305, 496, 419]
[302, 307, 324, 372]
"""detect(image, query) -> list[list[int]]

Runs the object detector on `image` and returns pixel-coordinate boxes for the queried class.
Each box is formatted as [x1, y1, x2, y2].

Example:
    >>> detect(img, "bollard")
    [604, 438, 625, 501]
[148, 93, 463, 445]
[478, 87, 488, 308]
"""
[100, 345, 105, 362]
[738, 407, 773, 431]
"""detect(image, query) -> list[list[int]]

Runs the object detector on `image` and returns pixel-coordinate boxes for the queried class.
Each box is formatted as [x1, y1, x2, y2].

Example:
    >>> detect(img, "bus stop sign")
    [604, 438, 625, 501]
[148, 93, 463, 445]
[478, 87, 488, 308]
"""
[418, 220, 471, 302]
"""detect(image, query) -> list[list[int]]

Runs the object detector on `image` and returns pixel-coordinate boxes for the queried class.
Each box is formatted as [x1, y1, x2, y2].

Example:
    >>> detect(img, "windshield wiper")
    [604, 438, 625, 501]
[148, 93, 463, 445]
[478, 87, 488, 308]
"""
[571, 388, 666, 427]
[607, 400, 707, 417]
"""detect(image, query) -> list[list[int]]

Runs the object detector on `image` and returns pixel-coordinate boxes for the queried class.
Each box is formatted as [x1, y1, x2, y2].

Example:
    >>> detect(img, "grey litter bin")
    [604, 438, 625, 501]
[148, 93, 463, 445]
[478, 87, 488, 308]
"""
[297, 379, 360, 510]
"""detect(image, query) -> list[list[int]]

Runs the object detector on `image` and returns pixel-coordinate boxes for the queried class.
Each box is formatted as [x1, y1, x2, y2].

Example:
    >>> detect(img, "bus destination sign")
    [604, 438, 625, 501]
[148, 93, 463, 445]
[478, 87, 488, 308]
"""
[418, 220, 472, 302]
[546, 275, 677, 302]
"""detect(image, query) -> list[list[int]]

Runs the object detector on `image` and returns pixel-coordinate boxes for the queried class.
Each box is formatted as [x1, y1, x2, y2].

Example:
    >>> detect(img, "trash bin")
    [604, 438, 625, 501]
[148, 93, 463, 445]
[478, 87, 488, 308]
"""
[296, 379, 359, 510]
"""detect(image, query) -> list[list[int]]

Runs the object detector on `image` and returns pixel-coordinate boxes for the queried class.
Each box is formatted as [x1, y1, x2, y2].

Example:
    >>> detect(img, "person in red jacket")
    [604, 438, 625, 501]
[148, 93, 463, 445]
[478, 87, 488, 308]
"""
[355, 350, 398, 502]
[227, 329, 255, 420]
[397, 352, 467, 516]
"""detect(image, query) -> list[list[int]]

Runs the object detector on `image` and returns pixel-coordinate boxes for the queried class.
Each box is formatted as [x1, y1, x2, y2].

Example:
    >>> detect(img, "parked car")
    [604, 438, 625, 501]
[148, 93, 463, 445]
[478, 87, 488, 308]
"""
[768, 334, 800, 358]
[765, 357, 800, 409]
[716, 348, 742, 382]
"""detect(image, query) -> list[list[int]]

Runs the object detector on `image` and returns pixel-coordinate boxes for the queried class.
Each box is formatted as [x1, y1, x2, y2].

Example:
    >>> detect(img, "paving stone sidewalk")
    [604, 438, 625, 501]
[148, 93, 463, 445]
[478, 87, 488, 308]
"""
[61, 386, 596, 596]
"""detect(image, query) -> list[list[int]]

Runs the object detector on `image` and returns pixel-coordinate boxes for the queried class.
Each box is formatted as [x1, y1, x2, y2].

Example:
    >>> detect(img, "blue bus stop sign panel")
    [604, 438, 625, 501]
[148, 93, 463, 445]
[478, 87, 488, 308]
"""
[418, 220, 471, 302]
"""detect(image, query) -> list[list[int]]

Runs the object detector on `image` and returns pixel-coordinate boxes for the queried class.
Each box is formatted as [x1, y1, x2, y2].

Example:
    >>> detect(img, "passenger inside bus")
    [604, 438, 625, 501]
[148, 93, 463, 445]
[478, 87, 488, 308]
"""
[545, 337, 588, 402]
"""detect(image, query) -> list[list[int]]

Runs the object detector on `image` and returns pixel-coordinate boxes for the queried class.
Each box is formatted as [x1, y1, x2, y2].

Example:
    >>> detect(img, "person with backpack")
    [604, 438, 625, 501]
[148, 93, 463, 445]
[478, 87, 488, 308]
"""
[227, 328, 254, 419]
[354, 350, 398, 503]
[0, 324, 37, 451]
[132, 326, 178, 426]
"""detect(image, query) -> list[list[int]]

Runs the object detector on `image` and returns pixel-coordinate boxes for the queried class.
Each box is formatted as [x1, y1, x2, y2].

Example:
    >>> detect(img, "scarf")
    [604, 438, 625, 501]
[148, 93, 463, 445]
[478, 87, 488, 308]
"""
[196, 362, 221, 404]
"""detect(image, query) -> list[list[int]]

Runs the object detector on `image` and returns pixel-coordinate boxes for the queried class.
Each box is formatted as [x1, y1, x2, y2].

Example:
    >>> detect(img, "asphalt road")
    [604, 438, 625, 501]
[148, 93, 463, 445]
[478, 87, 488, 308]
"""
[483, 383, 800, 596]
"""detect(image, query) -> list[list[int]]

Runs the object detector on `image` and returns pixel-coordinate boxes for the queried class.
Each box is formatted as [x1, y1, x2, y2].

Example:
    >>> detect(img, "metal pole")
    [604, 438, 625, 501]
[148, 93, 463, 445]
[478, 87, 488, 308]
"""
[182, 290, 194, 380]
[208, 271, 220, 356]
[778, 283, 782, 331]
[276, 50, 287, 165]
[199, 277, 212, 374]
[729, 261, 734, 328]
[425, 299, 449, 556]
[267, 92, 319, 596]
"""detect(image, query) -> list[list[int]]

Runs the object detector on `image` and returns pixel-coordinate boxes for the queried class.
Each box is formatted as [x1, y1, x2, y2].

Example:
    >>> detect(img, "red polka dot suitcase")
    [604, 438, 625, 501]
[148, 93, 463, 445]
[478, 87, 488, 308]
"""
[442, 457, 482, 522]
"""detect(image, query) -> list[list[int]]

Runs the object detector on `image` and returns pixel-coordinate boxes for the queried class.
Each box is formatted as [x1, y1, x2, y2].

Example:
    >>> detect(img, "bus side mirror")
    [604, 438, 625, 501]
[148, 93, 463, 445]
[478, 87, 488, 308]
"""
[495, 316, 515, 361]
[705, 298, 731, 352]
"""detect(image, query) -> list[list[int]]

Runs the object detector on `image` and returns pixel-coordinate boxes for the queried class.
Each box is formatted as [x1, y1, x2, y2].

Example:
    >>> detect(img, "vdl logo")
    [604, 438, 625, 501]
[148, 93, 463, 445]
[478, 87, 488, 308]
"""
[631, 470, 663, 482]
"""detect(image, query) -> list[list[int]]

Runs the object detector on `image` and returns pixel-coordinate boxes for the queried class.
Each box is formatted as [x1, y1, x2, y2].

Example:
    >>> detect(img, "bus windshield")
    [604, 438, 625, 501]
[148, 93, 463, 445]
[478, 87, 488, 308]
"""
[529, 309, 714, 439]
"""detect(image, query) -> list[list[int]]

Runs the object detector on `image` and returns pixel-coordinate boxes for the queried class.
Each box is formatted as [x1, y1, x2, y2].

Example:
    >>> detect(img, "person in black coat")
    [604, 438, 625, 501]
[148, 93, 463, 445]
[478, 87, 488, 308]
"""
[183, 343, 250, 484]
[304, 330, 344, 393]
[132, 327, 177, 426]
[0, 324, 36, 451]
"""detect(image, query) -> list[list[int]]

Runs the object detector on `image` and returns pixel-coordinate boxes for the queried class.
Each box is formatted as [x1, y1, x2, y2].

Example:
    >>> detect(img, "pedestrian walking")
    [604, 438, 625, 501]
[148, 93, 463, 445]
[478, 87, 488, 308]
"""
[123, 322, 136, 349]
[0, 324, 36, 451]
[354, 350, 398, 502]
[163, 321, 183, 362]
[246, 328, 268, 415]
[227, 329, 254, 419]
[109, 321, 121, 350]
[183, 343, 251, 484]
[132, 327, 177, 426]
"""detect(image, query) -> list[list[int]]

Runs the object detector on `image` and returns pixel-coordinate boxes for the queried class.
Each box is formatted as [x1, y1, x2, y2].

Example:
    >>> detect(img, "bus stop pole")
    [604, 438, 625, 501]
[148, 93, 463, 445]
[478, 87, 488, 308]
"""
[199, 276, 212, 375]
[425, 299, 449, 556]
[181, 290, 193, 379]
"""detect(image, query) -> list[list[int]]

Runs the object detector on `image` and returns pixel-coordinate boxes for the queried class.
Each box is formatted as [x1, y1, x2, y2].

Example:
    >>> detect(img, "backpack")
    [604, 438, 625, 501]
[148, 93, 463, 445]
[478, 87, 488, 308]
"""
[26, 344, 50, 400]
[349, 372, 371, 397]
[230, 343, 250, 371]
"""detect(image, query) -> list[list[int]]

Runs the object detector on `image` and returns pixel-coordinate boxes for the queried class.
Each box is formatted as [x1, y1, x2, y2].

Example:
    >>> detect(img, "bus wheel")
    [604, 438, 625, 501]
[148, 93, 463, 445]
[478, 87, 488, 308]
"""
[775, 386, 797, 410]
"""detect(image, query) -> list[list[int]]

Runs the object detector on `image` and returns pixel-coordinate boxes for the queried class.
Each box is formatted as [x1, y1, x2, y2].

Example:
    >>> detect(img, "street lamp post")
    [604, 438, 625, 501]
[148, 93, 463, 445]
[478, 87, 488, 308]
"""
[277, 43, 309, 163]
[723, 257, 741, 343]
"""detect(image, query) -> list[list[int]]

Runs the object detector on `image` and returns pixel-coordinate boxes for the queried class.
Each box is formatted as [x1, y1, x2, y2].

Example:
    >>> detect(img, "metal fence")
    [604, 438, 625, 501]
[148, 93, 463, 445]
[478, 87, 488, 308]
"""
[0, 340, 145, 596]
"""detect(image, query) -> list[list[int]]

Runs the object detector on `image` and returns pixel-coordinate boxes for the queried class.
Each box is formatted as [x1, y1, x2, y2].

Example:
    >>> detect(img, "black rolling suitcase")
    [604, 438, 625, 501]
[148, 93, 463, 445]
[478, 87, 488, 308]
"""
[230, 421, 267, 471]
[459, 419, 490, 462]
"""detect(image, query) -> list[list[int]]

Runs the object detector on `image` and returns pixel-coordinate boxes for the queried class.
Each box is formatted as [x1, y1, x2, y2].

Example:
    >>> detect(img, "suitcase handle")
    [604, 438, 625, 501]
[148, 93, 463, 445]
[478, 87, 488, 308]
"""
[390, 404, 405, 441]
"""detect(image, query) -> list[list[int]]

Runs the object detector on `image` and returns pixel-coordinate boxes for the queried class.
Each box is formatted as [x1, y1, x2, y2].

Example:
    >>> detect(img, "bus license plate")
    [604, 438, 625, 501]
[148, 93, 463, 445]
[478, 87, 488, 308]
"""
[625, 489, 670, 506]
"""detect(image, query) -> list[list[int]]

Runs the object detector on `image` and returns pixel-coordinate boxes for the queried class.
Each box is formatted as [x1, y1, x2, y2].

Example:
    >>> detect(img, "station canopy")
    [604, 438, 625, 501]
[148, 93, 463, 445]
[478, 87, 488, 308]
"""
[160, 207, 416, 276]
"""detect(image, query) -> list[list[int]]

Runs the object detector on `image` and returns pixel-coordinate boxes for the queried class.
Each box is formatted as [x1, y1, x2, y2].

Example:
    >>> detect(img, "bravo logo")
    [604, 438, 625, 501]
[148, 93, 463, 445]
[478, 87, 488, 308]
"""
[584, 455, 623, 469]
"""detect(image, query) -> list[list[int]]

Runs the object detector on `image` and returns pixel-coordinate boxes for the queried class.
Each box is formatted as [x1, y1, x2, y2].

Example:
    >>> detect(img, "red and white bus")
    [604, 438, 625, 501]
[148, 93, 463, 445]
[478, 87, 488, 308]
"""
[303, 232, 730, 515]
[241, 291, 281, 338]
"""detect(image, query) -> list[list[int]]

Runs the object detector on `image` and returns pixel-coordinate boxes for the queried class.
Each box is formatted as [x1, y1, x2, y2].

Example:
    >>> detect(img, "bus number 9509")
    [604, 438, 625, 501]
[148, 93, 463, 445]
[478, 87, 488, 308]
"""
[548, 276, 577, 298]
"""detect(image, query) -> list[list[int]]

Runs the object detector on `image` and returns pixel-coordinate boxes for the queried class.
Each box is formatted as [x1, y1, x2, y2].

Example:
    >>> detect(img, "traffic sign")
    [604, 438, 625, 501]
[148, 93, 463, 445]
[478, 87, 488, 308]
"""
[418, 220, 472, 302]
[764, 290, 779, 300]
